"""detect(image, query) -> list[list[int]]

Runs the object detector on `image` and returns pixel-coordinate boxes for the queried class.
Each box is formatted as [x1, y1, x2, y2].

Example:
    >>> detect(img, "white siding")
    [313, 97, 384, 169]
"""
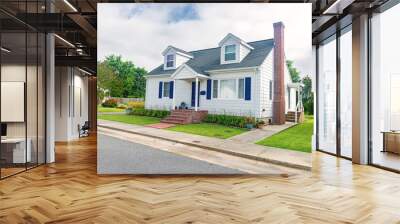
[199, 69, 261, 118]
[145, 76, 173, 110]
[259, 49, 274, 118]
[239, 44, 251, 61]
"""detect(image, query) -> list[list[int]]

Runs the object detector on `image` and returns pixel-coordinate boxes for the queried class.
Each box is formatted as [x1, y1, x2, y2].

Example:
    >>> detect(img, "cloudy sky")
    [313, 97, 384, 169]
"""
[98, 3, 312, 76]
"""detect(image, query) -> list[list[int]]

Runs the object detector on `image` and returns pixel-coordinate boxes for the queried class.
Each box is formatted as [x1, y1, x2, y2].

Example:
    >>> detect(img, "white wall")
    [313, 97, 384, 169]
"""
[55, 67, 89, 141]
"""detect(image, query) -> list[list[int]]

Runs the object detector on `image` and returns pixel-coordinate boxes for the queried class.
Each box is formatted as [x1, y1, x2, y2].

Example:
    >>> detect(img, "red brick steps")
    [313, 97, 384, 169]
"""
[161, 109, 208, 124]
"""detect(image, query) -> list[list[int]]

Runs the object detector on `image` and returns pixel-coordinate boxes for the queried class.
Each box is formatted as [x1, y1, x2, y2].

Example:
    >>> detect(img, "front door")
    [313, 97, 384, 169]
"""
[191, 81, 200, 107]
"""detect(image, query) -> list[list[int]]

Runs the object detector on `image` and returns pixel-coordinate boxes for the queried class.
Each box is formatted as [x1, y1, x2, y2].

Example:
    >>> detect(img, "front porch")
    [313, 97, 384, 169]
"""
[171, 64, 209, 112]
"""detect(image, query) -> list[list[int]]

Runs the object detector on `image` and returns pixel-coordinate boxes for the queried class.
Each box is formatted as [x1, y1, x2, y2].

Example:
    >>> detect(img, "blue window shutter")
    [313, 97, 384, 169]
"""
[206, 79, 212, 100]
[158, 82, 163, 98]
[169, 81, 174, 99]
[245, 77, 251, 101]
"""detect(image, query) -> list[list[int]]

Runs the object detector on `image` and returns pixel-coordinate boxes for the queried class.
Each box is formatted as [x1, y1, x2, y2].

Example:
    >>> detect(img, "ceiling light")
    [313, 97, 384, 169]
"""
[78, 67, 92, 76]
[1, 47, 11, 53]
[323, 0, 355, 15]
[63, 0, 78, 12]
[54, 34, 75, 48]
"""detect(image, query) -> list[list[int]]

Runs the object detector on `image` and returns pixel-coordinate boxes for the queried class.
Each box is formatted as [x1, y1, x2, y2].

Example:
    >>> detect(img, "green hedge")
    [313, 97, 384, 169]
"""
[102, 98, 118, 108]
[203, 114, 257, 128]
[129, 108, 170, 118]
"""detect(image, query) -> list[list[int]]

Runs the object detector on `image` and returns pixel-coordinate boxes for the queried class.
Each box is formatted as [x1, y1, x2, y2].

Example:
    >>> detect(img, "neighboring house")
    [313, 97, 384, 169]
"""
[145, 22, 300, 124]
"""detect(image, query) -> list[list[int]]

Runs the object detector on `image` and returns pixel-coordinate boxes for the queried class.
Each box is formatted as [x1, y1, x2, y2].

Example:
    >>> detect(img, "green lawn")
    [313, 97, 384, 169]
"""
[167, 123, 247, 139]
[256, 115, 314, 153]
[98, 105, 125, 113]
[98, 114, 161, 125]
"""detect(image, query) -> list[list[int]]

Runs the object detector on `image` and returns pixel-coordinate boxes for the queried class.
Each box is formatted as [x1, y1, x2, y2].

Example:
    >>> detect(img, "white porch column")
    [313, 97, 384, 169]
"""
[195, 77, 198, 111]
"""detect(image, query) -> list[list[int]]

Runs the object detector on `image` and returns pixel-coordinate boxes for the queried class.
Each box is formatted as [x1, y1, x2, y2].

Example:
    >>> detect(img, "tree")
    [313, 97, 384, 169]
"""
[97, 55, 147, 98]
[286, 60, 301, 83]
[301, 76, 313, 115]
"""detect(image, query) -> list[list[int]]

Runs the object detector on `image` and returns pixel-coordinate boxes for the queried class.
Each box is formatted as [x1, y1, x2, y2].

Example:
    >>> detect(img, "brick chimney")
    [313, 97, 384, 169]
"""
[272, 22, 286, 125]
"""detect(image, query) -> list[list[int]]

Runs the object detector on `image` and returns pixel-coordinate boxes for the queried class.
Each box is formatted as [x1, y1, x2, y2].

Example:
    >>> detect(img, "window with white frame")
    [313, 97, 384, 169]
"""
[220, 79, 237, 99]
[166, 54, 174, 68]
[163, 82, 170, 97]
[238, 78, 245, 99]
[212, 80, 218, 98]
[224, 45, 236, 61]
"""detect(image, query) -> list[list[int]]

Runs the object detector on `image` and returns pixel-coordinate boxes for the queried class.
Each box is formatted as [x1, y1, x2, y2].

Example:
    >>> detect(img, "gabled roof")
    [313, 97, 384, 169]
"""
[162, 45, 193, 58]
[148, 38, 274, 76]
[218, 33, 254, 50]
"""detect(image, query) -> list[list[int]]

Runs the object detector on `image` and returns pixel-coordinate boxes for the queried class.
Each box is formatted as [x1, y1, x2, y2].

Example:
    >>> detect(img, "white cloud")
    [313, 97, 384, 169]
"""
[98, 3, 312, 76]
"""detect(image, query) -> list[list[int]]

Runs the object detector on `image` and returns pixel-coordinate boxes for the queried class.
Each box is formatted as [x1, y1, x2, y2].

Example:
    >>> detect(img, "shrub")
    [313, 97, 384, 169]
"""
[203, 114, 256, 128]
[129, 108, 170, 118]
[116, 103, 127, 109]
[102, 98, 118, 108]
[127, 101, 145, 109]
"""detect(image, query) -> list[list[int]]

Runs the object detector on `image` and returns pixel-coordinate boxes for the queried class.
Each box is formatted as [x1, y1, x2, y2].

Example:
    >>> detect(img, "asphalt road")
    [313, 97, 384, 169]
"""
[98, 134, 244, 174]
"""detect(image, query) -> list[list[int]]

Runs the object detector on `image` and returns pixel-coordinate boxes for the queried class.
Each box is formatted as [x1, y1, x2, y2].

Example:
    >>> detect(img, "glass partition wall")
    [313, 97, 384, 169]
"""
[0, 3, 46, 179]
[316, 26, 353, 159]
[370, 3, 400, 171]
[317, 35, 337, 155]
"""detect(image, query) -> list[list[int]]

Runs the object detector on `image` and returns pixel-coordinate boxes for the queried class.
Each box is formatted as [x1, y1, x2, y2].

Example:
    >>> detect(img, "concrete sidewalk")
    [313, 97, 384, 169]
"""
[229, 122, 295, 143]
[98, 120, 311, 170]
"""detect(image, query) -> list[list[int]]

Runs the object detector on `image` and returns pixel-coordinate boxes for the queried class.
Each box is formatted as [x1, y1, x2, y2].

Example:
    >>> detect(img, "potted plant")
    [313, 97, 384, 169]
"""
[244, 117, 255, 129]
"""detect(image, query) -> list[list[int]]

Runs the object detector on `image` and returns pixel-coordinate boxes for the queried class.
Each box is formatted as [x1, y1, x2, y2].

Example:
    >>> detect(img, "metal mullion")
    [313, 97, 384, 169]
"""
[316, 45, 320, 151]
[336, 28, 341, 157]
[36, 0, 39, 168]
[25, 0, 28, 171]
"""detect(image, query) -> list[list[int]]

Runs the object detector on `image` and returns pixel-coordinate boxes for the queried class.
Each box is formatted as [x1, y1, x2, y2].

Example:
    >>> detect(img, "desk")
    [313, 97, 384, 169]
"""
[1, 138, 31, 163]
[382, 131, 400, 154]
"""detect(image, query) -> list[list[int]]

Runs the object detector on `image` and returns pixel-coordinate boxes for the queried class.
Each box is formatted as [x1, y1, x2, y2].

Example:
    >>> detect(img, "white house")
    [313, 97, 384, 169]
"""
[145, 22, 300, 124]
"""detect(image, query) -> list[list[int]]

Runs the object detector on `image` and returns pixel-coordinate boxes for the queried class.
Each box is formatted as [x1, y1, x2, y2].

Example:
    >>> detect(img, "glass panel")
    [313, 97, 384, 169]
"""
[27, 30, 38, 169]
[163, 82, 169, 97]
[238, 78, 244, 99]
[1, 30, 28, 177]
[212, 80, 218, 98]
[224, 45, 236, 61]
[220, 79, 236, 99]
[318, 36, 337, 154]
[371, 4, 400, 171]
[340, 28, 352, 158]
[38, 33, 45, 165]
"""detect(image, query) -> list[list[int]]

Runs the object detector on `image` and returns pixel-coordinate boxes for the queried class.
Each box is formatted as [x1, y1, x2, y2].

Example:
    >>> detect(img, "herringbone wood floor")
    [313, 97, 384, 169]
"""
[1, 134, 400, 223]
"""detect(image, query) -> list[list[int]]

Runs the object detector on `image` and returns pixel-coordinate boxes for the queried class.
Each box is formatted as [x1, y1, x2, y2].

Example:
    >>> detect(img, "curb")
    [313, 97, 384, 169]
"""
[98, 124, 311, 171]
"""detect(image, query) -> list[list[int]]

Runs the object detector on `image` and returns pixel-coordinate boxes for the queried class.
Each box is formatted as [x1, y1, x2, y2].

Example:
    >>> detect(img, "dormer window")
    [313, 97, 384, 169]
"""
[224, 45, 236, 61]
[166, 54, 174, 68]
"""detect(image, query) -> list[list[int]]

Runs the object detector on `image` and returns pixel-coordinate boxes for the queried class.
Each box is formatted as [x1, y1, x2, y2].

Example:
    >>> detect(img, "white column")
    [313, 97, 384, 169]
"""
[352, 14, 369, 164]
[46, 32, 55, 163]
[195, 77, 198, 111]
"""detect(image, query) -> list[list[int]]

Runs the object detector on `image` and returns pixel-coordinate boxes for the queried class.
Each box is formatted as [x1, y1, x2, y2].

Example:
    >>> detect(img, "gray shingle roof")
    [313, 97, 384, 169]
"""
[166, 46, 193, 57]
[147, 38, 274, 76]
